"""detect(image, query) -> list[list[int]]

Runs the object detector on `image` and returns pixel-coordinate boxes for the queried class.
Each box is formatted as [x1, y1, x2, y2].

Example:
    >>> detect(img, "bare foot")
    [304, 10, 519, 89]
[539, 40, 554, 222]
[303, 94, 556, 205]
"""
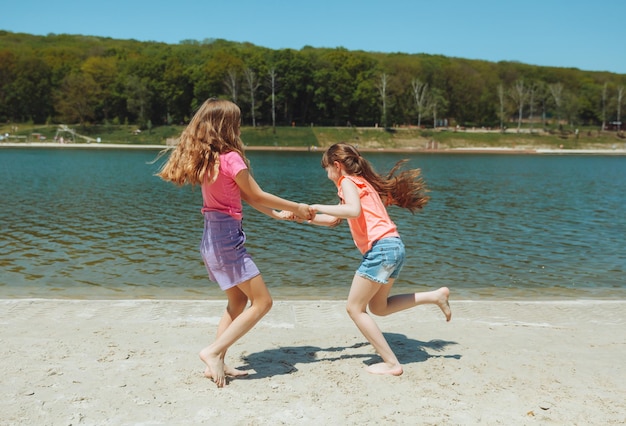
[199, 348, 226, 388]
[204, 364, 249, 380]
[365, 362, 403, 376]
[225, 365, 249, 377]
[436, 287, 452, 322]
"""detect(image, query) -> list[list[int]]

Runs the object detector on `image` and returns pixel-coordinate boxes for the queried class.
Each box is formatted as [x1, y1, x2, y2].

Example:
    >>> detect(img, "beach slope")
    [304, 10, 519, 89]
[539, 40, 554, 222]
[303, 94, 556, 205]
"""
[1, 299, 624, 425]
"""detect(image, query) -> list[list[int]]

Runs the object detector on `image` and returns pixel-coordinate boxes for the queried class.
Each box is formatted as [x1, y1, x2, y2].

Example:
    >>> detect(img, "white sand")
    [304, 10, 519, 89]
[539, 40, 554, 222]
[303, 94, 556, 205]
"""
[1, 299, 624, 425]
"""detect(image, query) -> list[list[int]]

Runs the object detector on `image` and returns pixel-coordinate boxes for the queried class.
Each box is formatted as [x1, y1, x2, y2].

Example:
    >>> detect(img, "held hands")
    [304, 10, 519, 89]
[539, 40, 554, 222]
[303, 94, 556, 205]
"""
[277, 204, 341, 227]
[274, 210, 297, 220]
[276, 203, 314, 222]
[296, 203, 314, 221]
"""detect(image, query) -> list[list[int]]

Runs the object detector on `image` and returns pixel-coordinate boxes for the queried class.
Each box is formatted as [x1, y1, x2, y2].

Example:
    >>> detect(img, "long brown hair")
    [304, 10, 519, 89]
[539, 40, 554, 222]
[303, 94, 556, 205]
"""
[321, 143, 429, 212]
[157, 98, 248, 186]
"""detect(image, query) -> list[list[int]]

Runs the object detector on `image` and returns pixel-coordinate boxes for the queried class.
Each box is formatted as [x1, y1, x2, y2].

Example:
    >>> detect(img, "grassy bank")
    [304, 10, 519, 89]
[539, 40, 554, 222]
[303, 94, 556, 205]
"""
[2, 123, 625, 150]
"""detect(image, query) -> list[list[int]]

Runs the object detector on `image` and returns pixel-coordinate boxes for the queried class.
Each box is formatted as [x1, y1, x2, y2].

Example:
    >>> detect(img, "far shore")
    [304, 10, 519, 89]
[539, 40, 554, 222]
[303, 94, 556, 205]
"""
[2, 141, 626, 155]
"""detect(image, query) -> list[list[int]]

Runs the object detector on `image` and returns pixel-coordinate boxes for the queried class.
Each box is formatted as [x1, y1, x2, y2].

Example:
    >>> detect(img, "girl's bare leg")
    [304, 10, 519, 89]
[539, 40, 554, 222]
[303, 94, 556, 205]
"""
[199, 275, 273, 387]
[346, 275, 403, 376]
[203, 287, 250, 380]
[368, 281, 451, 321]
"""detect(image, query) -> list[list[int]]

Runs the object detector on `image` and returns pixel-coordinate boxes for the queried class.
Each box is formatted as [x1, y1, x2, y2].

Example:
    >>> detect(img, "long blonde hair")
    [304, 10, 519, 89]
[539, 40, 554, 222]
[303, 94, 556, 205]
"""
[157, 98, 248, 186]
[321, 143, 429, 212]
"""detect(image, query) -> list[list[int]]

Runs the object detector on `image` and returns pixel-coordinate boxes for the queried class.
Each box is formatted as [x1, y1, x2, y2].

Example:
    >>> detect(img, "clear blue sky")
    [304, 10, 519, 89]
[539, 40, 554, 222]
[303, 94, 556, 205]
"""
[2, 0, 625, 74]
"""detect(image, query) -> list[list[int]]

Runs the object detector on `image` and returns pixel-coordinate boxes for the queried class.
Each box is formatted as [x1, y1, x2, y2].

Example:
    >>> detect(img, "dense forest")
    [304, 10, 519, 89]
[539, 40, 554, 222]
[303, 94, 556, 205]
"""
[1, 30, 625, 131]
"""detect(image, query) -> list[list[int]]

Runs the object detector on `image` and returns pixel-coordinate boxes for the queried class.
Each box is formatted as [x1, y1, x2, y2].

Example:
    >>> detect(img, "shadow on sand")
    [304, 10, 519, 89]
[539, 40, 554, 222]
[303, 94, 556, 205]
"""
[236, 332, 460, 380]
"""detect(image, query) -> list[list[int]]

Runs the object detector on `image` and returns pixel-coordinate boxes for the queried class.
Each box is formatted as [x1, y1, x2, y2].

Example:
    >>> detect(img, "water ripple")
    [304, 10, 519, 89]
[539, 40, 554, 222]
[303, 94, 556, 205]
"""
[1, 149, 625, 300]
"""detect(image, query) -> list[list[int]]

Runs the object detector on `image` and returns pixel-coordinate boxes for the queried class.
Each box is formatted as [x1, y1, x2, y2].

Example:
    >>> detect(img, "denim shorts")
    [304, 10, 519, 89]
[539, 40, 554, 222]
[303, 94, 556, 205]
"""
[356, 237, 405, 284]
[199, 211, 260, 291]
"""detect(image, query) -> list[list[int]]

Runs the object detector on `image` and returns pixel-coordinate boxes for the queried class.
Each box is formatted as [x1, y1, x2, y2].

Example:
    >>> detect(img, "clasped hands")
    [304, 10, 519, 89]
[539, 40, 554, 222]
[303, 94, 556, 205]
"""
[276, 203, 317, 222]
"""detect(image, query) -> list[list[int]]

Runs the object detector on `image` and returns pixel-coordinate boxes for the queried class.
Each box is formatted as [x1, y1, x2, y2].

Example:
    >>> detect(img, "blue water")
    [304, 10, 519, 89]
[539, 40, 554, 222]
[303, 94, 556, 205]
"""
[1, 147, 624, 300]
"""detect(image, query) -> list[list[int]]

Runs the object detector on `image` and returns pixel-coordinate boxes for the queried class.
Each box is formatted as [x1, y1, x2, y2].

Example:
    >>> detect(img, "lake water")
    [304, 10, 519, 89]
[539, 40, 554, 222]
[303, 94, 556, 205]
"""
[1, 147, 624, 300]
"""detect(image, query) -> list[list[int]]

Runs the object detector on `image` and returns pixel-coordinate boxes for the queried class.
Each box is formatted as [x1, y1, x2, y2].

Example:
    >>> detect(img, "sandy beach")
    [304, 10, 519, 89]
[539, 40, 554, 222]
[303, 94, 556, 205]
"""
[1, 298, 624, 425]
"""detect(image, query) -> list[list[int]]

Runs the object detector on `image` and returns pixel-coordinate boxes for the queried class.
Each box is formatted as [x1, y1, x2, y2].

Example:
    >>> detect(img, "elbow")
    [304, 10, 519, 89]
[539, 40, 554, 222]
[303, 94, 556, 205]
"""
[344, 208, 361, 219]
[243, 192, 264, 206]
[247, 196, 263, 206]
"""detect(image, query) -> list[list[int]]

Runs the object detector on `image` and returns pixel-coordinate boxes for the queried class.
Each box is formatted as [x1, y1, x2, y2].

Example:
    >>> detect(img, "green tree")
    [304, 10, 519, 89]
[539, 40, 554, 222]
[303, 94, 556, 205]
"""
[125, 75, 152, 128]
[271, 48, 317, 125]
[81, 55, 118, 122]
[54, 71, 100, 125]
[8, 55, 53, 123]
[1, 31, 625, 129]
[0, 50, 17, 121]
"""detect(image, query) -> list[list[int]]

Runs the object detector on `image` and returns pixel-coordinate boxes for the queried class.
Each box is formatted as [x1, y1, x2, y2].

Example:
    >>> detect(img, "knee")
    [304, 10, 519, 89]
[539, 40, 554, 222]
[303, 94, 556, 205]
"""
[345, 303, 360, 320]
[227, 299, 248, 316]
[259, 296, 273, 315]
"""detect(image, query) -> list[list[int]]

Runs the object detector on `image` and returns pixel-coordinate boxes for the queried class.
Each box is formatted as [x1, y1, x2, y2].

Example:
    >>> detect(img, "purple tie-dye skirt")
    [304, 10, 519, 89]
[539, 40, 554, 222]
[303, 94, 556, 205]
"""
[199, 211, 260, 291]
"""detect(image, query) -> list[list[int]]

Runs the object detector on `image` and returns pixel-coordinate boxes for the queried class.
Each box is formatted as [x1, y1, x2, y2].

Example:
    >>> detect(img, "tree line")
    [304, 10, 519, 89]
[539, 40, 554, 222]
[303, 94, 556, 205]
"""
[1, 30, 625, 131]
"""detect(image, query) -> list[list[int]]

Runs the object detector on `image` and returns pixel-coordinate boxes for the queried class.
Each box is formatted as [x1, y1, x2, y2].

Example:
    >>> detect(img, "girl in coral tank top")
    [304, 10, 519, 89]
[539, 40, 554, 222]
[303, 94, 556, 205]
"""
[307, 143, 451, 376]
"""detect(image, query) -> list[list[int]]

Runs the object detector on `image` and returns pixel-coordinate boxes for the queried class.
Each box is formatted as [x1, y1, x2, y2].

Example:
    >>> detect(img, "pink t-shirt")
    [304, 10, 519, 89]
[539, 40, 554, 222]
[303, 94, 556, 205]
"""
[201, 151, 247, 220]
[338, 175, 400, 254]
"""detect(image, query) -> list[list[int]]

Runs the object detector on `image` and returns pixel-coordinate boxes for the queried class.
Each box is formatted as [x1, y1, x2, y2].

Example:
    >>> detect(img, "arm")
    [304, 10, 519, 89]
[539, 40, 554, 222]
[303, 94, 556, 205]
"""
[272, 209, 342, 227]
[310, 177, 361, 219]
[236, 169, 311, 219]
[308, 213, 343, 227]
[243, 197, 292, 220]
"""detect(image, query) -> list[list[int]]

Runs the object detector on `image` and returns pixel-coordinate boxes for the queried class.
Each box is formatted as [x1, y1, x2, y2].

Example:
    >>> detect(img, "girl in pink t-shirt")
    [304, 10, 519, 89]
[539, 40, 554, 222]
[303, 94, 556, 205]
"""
[307, 143, 452, 376]
[158, 98, 311, 387]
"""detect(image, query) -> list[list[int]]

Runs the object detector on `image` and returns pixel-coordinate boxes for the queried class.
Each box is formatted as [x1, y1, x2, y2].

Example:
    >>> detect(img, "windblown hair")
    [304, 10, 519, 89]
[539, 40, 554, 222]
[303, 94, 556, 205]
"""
[321, 143, 429, 212]
[157, 98, 248, 186]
